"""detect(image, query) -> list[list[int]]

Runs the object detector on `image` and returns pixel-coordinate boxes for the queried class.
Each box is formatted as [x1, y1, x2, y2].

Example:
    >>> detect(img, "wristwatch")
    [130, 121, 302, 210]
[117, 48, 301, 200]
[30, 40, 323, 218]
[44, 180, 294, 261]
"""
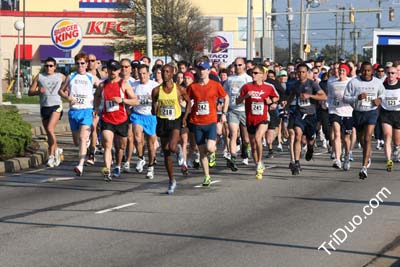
[121, 98, 125, 104]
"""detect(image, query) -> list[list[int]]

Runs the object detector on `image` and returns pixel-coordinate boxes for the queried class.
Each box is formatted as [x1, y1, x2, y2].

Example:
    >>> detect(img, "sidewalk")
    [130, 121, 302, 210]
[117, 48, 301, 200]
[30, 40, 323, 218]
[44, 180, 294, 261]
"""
[0, 103, 71, 174]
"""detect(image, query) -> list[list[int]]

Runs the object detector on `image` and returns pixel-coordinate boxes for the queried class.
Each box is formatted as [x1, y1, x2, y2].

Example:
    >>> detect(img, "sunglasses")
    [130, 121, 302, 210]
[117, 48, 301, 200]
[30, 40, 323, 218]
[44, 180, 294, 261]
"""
[76, 62, 86, 65]
[44, 65, 54, 68]
[122, 65, 131, 68]
[387, 72, 397, 75]
[234, 64, 243, 67]
[89, 59, 96, 62]
[252, 71, 262, 75]
[313, 72, 319, 74]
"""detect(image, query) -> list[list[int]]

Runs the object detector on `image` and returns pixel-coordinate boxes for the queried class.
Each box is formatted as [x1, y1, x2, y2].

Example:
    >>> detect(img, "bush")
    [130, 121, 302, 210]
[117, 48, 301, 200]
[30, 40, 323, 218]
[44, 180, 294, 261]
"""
[0, 105, 32, 160]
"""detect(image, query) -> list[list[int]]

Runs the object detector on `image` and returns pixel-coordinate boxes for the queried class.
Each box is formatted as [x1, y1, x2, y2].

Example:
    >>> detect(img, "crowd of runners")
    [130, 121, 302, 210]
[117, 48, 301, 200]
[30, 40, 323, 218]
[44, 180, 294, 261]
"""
[28, 54, 400, 194]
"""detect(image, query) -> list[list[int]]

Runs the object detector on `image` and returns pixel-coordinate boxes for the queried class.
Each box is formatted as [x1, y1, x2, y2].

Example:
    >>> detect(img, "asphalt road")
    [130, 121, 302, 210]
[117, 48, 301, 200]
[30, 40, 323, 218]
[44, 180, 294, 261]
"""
[0, 133, 399, 267]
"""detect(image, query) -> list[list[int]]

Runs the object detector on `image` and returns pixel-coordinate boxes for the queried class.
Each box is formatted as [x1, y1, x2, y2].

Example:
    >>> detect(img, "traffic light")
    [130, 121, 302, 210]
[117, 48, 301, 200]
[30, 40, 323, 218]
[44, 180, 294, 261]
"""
[389, 7, 395, 22]
[304, 44, 311, 53]
[349, 7, 355, 23]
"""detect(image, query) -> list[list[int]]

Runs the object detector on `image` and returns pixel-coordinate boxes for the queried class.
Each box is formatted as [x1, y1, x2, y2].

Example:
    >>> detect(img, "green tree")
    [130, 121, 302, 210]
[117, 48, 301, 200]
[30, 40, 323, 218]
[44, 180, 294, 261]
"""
[113, 0, 212, 62]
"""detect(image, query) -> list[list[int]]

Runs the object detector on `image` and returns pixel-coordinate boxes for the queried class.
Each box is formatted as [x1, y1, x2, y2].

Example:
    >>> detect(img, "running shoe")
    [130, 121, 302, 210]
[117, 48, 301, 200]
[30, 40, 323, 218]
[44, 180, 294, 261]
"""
[386, 160, 393, 172]
[193, 159, 200, 169]
[166, 180, 177, 194]
[181, 164, 188, 176]
[266, 150, 274, 158]
[359, 166, 368, 180]
[305, 147, 314, 161]
[146, 166, 154, 179]
[229, 157, 238, 172]
[394, 147, 400, 162]
[349, 151, 354, 162]
[122, 161, 131, 173]
[202, 175, 211, 186]
[113, 166, 121, 178]
[54, 149, 62, 167]
[47, 156, 55, 168]
[209, 152, 216, 168]
[223, 149, 230, 160]
[102, 167, 112, 181]
[74, 165, 83, 177]
[256, 162, 264, 180]
[242, 158, 249, 165]
[86, 153, 95, 166]
[332, 159, 342, 169]
[292, 162, 300, 175]
[276, 143, 283, 152]
[343, 157, 351, 171]
[135, 158, 146, 173]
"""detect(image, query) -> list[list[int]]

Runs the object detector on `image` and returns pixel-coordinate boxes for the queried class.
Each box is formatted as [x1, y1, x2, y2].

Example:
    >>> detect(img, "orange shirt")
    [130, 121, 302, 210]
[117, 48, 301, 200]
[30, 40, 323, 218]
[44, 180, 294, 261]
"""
[187, 80, 227, 125]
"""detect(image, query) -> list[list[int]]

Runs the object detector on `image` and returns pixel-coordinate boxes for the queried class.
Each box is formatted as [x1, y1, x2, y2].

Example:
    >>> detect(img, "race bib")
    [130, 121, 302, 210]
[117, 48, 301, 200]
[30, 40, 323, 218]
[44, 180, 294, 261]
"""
[71, 94, 87, 108]
[105, 100, 119, 112]
[385, 97, 399, 107]
[333, 96, 341, 106]
[251, 102, 264, 115]
[299, 98, 311, 107]
[361, 93, 375, 107]
[197, 101, 210, 115]
[160, 106, 175, 120]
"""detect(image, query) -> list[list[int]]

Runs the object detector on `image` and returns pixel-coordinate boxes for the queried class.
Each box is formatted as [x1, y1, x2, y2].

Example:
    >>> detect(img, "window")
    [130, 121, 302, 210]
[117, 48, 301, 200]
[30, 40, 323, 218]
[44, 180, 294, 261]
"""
[1, 0, 19, 10]
[205, 17, 223, 32]
[238, 17, 263, 41]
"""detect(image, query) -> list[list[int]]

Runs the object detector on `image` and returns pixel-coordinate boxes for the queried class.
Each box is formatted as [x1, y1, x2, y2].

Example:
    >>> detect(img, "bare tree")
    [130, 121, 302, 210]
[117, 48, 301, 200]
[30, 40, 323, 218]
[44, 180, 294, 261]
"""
[112, 0, 212, 62]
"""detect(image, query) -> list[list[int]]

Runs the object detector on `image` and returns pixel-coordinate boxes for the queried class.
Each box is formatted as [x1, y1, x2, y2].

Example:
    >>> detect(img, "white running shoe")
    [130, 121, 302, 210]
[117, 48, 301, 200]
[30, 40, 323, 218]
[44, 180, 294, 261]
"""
[146, 166, 154, 179]
[47, 156, 55, 168]
[343, 156, 350, 171]
[122, 162, 131, 173]
[135, 158, 146, 173]
[332, 159, 342, 169]
[223, 149, 231, 160]
[394, 147, 400, 162]
[242, 158, 249, 165]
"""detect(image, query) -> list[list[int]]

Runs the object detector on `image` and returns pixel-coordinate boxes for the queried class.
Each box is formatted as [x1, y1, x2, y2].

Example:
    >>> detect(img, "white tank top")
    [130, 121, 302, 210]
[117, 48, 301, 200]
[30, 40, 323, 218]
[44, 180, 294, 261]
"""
[69, 72, 94, 110]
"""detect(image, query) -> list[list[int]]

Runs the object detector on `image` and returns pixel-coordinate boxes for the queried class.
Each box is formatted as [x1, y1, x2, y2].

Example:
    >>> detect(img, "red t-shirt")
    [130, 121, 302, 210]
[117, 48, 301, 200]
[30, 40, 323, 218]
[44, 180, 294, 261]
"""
[102, 79, 128, 125]
[187, 80, 227, 125]
[239, 82, 279, 126]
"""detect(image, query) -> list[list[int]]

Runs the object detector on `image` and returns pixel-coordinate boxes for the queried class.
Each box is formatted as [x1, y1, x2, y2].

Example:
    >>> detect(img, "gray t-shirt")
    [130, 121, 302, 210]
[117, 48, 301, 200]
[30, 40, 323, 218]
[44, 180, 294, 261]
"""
[38, 73, 63, 107]
[294, 79, 322, 114]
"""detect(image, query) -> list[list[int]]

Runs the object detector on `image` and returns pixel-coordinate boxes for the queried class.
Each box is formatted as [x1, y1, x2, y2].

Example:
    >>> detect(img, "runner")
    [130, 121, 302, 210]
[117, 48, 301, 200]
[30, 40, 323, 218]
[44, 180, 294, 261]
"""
[130, 64, 159, 179]
[287, 63, 327, 175]
[28, 57, 66, 167]
[152, 64, 191, 194]
[224, 57, 252, 171]
[381, 66, 400, 171]
[343, 61, 385, 179]
[59, 53, 101, 176]
[93, 60, 139, 181]
[237, 65, 279, 179]
[327, 63, 353, 170]
[187, 61, 229, 186]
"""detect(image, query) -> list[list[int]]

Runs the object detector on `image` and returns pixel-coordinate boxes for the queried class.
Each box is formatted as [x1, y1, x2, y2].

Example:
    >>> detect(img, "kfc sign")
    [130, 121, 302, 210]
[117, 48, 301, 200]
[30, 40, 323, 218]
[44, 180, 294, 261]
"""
[87, 21, 128, 35]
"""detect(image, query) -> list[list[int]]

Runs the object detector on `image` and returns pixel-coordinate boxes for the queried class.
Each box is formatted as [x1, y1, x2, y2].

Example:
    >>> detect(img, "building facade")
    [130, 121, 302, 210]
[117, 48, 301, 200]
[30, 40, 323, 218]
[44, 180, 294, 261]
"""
[0, 0, 271, 80]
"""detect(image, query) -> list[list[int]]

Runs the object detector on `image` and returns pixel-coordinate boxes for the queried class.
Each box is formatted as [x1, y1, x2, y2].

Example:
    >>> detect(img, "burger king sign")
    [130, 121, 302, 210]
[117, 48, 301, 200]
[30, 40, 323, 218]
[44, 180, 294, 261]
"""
[51, 19, 83, 51]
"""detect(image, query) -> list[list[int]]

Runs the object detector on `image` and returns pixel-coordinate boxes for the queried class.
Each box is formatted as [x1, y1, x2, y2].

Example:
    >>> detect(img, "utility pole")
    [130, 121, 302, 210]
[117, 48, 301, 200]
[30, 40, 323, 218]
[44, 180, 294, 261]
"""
[377, 0, 382, 28]
[246, 0, 253, 60]
[340, 7, 345, 57]
[287, 0, 293, 62]
[299, 0, 305, 60]
[145, 0, 153, 60]
[335, 8, 338, 61]
[350, 23, 360, 63]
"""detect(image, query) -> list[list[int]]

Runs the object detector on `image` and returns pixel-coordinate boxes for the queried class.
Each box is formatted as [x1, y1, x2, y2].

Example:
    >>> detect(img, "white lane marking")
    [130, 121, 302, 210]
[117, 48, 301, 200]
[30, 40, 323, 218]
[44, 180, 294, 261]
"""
[314, 152, 325, 156]
[95, 203, 137, 214]
[46, 177, 75, 182]
[194, 180, 221, 188]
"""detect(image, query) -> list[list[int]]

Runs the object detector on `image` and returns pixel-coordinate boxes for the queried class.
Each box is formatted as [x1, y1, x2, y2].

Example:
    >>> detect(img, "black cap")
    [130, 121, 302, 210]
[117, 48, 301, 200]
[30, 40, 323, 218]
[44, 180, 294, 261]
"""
[107, 59, 121, 71]
[131, 60, 140, 68]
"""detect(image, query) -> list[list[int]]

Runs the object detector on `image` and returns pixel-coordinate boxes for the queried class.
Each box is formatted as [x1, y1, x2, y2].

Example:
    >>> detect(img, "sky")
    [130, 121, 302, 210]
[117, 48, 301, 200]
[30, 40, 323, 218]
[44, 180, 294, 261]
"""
[272, 0, 400, 54]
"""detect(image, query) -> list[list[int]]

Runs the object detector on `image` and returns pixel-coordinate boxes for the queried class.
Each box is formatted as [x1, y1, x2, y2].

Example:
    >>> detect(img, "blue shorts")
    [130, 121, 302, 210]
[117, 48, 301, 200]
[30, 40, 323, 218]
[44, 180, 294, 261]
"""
[68, 108, 93, 131]
[353, 109, 379, 131]
[130, 112, 157, 136]
[293, 113, 317, 140]
[193, 123, 217, 145]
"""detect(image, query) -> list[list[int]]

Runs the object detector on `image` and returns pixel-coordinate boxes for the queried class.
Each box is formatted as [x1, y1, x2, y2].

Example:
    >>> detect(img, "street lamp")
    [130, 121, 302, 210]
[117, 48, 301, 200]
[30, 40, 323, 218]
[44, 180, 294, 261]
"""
[303, 0, 320, 60]
[14, 20, 24, 99]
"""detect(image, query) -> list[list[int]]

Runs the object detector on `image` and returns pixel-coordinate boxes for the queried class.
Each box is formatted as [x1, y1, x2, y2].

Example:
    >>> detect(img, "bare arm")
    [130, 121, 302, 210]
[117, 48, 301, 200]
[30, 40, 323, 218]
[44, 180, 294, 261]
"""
[151, 86, 160, 116]
[179, 86, 191, 127]
[28, 74, 42, 96]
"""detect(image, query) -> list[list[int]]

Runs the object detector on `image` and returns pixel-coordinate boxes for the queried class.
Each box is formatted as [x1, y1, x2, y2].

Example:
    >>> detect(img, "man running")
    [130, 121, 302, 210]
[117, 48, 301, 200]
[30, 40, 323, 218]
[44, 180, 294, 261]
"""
[59, 53, 100, 176]
[28, 57, 66, 168]
[237, 65, 279, 180]
[344, 62, 385, 179]
[187, 61, 229, 186]
[152, 64, 191, 194]
[94, 60, 138, 180]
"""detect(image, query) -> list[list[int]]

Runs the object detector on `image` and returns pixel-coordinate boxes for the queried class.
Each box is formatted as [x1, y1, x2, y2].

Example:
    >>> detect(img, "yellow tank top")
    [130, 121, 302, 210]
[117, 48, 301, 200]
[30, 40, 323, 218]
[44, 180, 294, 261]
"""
[157, 83, 182, 120]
